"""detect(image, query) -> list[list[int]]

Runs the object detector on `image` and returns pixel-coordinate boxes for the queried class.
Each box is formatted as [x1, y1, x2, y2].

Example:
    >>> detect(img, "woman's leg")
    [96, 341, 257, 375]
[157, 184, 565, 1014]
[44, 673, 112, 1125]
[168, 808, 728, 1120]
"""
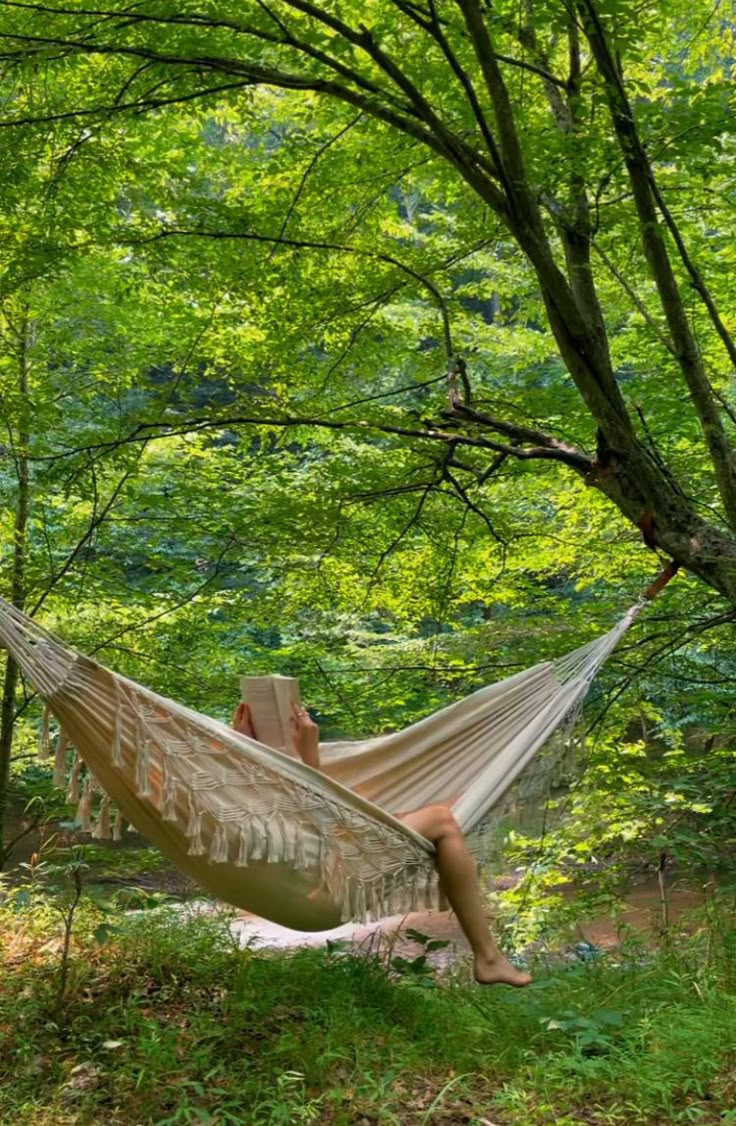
[400, 804, 531, 987]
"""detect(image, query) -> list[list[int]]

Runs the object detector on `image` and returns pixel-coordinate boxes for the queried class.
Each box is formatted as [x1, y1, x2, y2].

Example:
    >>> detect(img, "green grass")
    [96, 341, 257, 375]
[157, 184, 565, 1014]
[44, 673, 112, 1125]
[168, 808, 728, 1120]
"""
[1, 899, 735, 1125]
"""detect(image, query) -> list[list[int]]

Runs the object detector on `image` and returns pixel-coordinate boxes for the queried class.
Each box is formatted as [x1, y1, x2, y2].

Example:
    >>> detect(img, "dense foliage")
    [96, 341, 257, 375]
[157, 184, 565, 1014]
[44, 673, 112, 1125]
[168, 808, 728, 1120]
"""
[0, 2, 733, 885]
[0, 5, 734, 1122]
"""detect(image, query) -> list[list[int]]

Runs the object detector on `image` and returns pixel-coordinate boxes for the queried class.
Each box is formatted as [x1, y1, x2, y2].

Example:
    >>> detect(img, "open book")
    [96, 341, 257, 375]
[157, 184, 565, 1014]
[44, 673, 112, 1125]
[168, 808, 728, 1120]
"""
[239, 675, 301, 756]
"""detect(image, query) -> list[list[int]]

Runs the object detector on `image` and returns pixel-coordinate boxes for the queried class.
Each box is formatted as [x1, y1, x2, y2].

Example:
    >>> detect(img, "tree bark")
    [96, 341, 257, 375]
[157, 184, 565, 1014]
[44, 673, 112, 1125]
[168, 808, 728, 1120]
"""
[0, 313, 31, 859]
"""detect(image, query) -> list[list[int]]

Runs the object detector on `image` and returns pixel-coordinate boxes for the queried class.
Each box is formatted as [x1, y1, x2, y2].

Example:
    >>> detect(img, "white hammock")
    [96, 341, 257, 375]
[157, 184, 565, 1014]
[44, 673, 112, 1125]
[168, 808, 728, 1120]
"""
[0, 595, 646, 931]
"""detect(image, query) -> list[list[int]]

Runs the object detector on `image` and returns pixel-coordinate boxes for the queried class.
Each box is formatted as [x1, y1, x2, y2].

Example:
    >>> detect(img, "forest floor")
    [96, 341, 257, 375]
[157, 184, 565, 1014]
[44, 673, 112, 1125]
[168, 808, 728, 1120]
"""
[2, 891, 736, 1126]
[3, 806, 736, 1125]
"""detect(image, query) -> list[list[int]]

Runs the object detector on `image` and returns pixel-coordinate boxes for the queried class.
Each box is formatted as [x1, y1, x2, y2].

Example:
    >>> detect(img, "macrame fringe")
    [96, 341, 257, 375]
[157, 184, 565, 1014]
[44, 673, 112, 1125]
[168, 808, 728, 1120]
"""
[329, 864, 443, 925]
[209, 822, 229, 864]
[266, 815, 284, 863]
[231, 815, 315, 871]
[111, 699, 123, 768]
[354, 881, 366, 922]
[293, 823, 309, 870]
[76, 776, 94, 832]
[187, 812, 205, 856]
[53, 731, 70, 787]
[186, 794, 206, 856]
[112, 809, 126, 841]
[236, 823, 250, 868]
[93, 795, 112, 840]
[249, 819, 267, 862]
[135, 713, 152, 799]
[67, 756, 83, 804]
[39, 704, 51, 760]
[161, 773, 178, 821]
[339, 877, 353, 921]
[277, 813, 295, 864]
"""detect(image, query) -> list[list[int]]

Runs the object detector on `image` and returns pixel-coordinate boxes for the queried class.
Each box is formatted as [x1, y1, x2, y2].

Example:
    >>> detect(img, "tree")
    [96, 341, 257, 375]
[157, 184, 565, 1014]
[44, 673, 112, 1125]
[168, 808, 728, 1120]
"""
[0, 0, 734, 598]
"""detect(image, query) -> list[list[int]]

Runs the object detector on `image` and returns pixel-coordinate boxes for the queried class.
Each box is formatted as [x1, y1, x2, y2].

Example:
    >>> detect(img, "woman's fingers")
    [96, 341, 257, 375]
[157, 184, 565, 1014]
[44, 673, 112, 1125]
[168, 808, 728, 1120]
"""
[233, 701, 256, 738]
[289, 701, 318, 738]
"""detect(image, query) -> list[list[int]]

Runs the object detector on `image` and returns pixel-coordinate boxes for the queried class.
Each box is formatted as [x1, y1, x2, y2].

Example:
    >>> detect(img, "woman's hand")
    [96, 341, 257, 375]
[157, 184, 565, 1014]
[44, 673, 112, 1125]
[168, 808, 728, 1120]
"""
[232, 701, 257, 738]
[232, 699, 320, 770]
[290, 701, 320, 770]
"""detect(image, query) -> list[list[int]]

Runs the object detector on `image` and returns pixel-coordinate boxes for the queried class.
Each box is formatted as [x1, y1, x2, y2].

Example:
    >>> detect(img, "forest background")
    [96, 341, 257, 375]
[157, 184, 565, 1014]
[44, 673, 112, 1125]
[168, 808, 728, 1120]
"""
[0, 0, 734, 939]
[1, 3, 736, 1123]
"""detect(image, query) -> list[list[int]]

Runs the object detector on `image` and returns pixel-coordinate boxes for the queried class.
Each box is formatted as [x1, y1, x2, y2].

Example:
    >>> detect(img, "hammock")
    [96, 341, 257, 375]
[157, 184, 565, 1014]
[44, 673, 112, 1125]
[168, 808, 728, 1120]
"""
[0, 584, 665, 931]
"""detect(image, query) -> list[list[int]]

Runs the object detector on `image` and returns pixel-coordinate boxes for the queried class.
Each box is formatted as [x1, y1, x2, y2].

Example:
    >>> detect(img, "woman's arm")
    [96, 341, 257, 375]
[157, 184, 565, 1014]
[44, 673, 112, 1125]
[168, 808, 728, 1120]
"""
[232, 700, 321, 771]
[289, 700, 321, 770]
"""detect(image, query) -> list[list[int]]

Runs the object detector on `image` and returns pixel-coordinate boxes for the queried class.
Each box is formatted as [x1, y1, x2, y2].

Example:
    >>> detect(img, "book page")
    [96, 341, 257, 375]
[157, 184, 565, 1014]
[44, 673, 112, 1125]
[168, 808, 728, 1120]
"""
[239, 675, 301, 756]
[272, 675, 301, 756]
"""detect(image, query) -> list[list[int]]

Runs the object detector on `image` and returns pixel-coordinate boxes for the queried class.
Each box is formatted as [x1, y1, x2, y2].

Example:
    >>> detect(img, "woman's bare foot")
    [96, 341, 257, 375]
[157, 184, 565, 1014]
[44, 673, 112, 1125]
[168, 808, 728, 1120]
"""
[474, 952, 532, 987]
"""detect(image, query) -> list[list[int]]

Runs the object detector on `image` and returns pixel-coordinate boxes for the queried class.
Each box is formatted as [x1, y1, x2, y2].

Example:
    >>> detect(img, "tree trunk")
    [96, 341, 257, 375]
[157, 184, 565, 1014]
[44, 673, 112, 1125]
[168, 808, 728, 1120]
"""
[0, 313, 31, 860]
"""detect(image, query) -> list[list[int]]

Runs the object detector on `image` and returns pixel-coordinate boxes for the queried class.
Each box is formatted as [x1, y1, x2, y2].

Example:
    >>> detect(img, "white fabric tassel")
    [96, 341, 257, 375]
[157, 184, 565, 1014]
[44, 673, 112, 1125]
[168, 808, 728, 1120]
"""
[293, 824, 309, 870]
[39, 704, 51, 760]
[135, 713, 152, 799]
[409, 872, 420, 913]
[266, 815, 285, 863]
[249, 819, 267, 862]
[354, 882, 367, 922]
[112, 809, 126, 841]
[376, 882, 389, 922]
[339, 878, 353, 922]
[369, 873, 387, 918]
[209, 822, 229, 864]
[236, 823, 250, 868]
[67, 756, 82, 804]
[389, 872, 401, 916]
[76, 777, 93, 832]
[53, 732, 69, 787]
[186, 798, 199, 839]
[161, 773, 178, 821]
[93, 796, 112, 840]
[279, 815, 295, 864]
[187, 811, 206, 856]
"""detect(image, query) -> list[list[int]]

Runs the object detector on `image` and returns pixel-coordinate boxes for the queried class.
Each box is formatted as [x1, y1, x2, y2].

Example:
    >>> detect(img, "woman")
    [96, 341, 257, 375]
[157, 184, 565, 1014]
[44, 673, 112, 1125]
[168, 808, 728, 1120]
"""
[232, 699, 531, 987]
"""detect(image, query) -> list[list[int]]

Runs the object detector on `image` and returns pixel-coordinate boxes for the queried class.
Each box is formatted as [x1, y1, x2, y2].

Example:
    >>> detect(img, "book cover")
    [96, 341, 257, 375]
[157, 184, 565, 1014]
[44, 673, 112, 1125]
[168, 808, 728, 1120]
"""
[239, 675, 301, 755]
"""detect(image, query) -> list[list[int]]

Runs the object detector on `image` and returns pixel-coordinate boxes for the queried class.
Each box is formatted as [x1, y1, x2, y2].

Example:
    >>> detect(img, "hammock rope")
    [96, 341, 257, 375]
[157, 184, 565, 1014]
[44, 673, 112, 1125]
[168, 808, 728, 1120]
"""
[0, 569, 676, 931]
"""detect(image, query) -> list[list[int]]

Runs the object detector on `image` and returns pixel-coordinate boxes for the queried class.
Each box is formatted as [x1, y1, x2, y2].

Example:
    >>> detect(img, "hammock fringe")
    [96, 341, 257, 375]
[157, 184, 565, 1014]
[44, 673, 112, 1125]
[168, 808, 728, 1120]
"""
[39, 704, 51, 760]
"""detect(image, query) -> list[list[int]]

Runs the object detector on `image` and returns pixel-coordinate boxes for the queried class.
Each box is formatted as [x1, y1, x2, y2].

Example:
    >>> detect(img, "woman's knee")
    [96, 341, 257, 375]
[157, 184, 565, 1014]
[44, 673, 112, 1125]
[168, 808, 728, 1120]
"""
[418, 804, 462, 842]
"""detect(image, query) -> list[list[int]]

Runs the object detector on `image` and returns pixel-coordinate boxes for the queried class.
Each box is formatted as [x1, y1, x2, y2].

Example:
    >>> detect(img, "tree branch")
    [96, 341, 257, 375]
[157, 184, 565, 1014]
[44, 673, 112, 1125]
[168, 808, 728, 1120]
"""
[445, 401, 591, 470]
[129, 224, 458, 362]
[577, 0, 736, 529]
[592, 240, 675, 354]
[29, 408, 594, 474]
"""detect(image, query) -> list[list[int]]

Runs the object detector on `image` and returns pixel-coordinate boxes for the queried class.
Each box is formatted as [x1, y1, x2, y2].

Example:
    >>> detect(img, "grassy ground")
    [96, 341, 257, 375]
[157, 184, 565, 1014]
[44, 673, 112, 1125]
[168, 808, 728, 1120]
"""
[2, 886, 736, 1126]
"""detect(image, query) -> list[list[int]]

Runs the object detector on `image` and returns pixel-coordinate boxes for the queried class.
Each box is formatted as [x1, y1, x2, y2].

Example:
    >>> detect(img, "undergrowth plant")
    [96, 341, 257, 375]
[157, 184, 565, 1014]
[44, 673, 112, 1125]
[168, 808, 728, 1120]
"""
[1, 886, 735, 1125]
[495, 705, 736, 948]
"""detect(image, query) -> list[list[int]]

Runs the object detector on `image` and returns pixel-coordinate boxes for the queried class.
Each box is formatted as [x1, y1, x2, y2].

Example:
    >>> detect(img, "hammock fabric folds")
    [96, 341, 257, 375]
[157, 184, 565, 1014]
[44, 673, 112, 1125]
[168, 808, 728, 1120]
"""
[0, 597, 644, 930]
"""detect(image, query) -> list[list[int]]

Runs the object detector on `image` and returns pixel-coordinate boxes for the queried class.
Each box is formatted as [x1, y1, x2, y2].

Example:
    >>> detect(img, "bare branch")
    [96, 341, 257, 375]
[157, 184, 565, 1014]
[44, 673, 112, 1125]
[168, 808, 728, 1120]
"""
[592, 240, 675, 354]
[576, 0, 736, 528]
[445, 402, 591, 470]
[271, 113, 363, 249]
[649, 179, 736, 375]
